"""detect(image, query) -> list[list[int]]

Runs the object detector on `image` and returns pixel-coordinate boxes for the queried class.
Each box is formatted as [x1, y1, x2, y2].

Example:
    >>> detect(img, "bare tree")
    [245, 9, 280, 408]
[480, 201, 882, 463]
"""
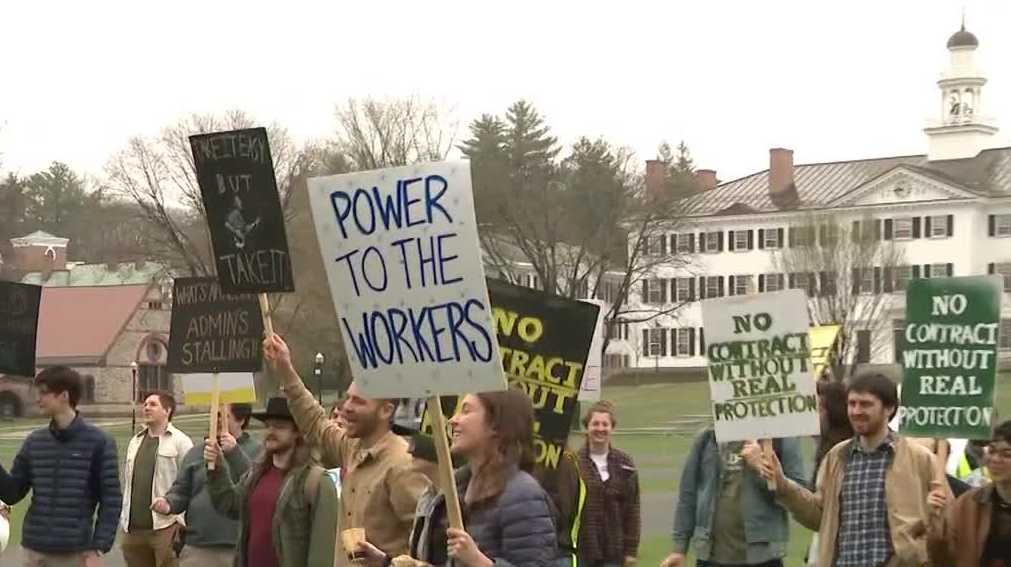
[773, 216, 904, 378]
[104, 111, 303, 275]
[333, 97, 457, 169]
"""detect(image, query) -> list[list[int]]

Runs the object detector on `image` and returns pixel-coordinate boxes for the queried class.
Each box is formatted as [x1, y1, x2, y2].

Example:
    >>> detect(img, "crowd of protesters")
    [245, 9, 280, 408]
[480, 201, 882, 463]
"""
[0, 342, 1009, 567]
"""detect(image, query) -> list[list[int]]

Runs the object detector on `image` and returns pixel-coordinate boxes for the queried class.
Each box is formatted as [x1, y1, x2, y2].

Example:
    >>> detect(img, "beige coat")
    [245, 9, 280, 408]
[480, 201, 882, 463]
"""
[120, 423, 194, 532]
[776, 435, 947, 567]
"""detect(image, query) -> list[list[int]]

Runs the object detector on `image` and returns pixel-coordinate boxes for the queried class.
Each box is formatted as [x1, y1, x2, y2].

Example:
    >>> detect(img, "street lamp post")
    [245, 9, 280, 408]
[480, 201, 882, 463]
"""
[130, 361, 138, 432]
[314, 353, 324, 404]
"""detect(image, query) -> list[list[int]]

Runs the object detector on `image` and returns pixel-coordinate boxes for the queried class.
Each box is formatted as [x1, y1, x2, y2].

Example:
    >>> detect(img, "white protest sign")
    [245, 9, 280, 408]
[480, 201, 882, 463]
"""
[578, 299, 606, 402]
[701, 289, 819, 443]
[307, 161, 505, 398]
[181, 373, 257, 405]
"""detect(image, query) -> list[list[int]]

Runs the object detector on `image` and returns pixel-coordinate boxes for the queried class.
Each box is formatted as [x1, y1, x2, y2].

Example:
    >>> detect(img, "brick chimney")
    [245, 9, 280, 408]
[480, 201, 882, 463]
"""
[769, 148, 799, 208]
[645, 159, 665, 198]
[695, 169, 718, 191]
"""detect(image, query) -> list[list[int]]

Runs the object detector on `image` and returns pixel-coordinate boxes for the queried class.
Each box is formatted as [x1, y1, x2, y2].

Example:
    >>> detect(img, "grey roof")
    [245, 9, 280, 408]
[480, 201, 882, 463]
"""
[947, 28, 979, 49]
[679, 146, 1011, 217]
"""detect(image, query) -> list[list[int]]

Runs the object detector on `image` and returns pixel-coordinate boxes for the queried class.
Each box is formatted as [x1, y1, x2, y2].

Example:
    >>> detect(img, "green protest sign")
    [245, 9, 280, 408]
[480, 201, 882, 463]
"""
[898, 276, 1002, 439]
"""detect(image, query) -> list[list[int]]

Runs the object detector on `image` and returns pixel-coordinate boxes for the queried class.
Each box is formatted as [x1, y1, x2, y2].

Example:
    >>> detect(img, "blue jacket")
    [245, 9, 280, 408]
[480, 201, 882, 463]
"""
[0, 414, 122, 553]
[672, 430, 807, 564]
[456, 465, 557, 567]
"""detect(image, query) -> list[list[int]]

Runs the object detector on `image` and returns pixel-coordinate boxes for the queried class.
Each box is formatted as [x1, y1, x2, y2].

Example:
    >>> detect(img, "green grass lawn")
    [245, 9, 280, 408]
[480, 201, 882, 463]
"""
[1, 378, 1010, 565]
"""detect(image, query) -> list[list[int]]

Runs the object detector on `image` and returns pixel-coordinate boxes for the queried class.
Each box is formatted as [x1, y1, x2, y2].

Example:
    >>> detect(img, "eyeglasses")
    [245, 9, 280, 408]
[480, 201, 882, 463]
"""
[986, 445, 1011, 461]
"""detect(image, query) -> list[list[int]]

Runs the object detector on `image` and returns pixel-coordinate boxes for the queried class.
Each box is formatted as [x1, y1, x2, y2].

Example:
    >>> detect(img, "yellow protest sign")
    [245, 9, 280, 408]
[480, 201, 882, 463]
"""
[809, 324, 841, 380]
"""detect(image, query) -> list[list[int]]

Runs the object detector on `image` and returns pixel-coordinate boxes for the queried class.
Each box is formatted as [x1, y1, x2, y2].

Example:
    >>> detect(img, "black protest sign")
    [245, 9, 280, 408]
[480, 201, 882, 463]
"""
[0, 282, 42, 377]
[422, 279, 599, 474]
[167, 277, 264, 374]
[190, 127, 294, 294]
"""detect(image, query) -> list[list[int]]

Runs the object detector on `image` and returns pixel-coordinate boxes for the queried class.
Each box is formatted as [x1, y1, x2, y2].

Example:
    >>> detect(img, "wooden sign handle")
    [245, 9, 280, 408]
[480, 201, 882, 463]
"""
[258, 293, 275, 336]
[760, 439, 776, 490]
[208, 373, 221, 471]
[428, 396, 464, 530]
[935, 438, 950, 479]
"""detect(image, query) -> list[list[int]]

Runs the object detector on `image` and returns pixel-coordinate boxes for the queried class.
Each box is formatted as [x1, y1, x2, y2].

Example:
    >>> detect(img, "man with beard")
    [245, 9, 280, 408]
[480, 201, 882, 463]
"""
[204, 397, 338, 567]
[760, 373, 948, 567]
[263, 334, 429, 565]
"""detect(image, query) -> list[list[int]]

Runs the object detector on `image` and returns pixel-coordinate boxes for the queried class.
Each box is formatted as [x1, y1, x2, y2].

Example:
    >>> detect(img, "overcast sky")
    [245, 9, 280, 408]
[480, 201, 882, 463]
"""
[2, 0, 1008, 185]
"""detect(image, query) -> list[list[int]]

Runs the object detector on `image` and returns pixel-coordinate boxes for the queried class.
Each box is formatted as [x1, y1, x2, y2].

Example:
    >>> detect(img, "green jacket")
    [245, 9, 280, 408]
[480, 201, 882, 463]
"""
[165, 432, 259, 548]
[207, 451, 338, 567]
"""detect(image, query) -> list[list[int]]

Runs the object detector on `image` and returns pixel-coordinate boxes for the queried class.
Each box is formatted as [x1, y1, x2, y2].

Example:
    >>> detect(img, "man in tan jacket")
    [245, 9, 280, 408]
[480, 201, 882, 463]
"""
[760, 373, 946, 567]
[263, 334, 430, 565]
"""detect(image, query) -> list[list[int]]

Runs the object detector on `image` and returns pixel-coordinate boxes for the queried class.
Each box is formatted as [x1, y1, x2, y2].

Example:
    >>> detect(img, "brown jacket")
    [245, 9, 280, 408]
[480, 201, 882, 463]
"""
[776, 435, 946, 567]
[576, 445, 641, 562]
[927, 485, 998, 567]
[282, 377, 430, 565]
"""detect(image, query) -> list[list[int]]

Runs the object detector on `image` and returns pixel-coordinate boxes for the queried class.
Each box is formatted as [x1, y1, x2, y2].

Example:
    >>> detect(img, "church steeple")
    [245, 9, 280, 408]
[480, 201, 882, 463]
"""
[924, 19, 997, 161]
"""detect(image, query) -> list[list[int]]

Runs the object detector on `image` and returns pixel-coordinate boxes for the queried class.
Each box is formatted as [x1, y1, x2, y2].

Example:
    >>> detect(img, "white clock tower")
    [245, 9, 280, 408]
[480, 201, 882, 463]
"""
[924, 21, 999, 161]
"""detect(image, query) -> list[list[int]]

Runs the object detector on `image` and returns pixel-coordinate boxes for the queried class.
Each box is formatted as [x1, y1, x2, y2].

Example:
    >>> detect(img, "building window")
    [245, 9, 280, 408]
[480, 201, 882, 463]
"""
[789, 226, 814, 247]
[674, 233, 694, 253]
[147, 301, 163, 310]
[647, 328, 664, 357]
[597, 278, 623, 304]
[993, 263, 1011, 291]
[674, 329, 693, 357]
[137, 364, 172, 399]
[994, 215, 1011, 237]
[928, 215, 949, 238]
[524, 273, 539, 290]
[706, 277, 722, 298]
[648, 279, 664, 304]
[893, 319, 905, 363]
[606, 319, 628, 340]
[763, 273, 784, 292]
[763, 229, 782, 249]
[732, 275, 751, 296]
[999, 320, 1011, 350]
[819, 224, 839, 247]
[647, 235, 664, 256]
[894, 266, 914, 291]
[789, 272, 813, 295]
[675, 278, 693, 302]
[926, 263, 953, 278]
[604, 354, 630, 369]
[893, 218, 914, 240]
[733, 231, 749, 251]
[704, 231, 722, 253]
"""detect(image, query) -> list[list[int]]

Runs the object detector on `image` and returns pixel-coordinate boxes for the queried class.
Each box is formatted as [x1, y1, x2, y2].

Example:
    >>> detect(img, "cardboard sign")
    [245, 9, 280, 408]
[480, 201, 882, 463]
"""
[809, 324, 841, 380]
[422, 280, 599, 473]
[306, 162, 504, 398]
[181, 372, 257, 405]
[190, 127, 294, 294]
[701, 289, 819, 443]
[0, 281, 42, 377]
[577, 299, 606, 402]
[898, 276, 1001, 439]
[167, 277, 264, 374]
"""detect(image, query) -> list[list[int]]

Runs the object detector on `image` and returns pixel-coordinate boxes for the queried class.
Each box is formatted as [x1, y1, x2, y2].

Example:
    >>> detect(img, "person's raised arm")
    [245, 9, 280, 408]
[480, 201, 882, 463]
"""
[265, 334, 345, 466]
[0, 443, 32, 505]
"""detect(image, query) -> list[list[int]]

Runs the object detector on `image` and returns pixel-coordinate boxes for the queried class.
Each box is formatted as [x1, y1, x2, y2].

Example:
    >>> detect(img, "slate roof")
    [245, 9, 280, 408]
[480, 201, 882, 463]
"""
[21, 262, 169, 287]
[680, 146, 1011, 217]
[36, 284, 151, 365]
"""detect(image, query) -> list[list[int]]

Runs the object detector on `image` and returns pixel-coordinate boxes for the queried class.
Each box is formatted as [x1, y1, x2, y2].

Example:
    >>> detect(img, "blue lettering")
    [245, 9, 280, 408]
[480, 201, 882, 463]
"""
[391, 237, 414, 289]
[401, 177, 425, 228]
[418, 236, 437, 287]
[370, 185, 403, 230]
[464, 299, 495, 362]
[341, 314, 378, 368]
[424, 175, 452, 224]
[436, 232, 462, 285]
[353, 189, 377, 235]
[387, 308, 418, 363]
[334, 249, 363, 296]
[329, 191, 352, 239]
[427, 304, 452, 363]
[361, 246, 388, 292]
[368, 311, 395, 364]
[409, 307, 434, 361]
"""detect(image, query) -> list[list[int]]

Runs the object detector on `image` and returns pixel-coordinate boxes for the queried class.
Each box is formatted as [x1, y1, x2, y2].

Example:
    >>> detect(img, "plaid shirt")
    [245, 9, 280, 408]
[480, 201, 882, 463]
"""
[835, 433, 896, 567]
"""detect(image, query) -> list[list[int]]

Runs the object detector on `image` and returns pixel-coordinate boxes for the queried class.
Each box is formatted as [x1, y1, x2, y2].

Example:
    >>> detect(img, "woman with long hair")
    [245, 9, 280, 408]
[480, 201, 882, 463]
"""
[444, 389, 557, 567]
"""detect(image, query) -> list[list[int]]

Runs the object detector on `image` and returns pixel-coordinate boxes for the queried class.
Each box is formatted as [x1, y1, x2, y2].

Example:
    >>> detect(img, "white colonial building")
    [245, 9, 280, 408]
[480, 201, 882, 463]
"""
[611, 24, 1011, 373]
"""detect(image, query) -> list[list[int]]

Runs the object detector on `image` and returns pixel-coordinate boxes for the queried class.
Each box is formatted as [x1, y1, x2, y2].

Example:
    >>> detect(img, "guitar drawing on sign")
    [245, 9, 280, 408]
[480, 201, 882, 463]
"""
[224, 195, 261, 250]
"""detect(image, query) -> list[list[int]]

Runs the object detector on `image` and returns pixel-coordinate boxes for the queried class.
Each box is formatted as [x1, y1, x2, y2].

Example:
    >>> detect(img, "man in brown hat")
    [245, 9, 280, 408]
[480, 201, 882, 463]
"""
[204, 397, 338, 567]
[263, 334, 430, 564]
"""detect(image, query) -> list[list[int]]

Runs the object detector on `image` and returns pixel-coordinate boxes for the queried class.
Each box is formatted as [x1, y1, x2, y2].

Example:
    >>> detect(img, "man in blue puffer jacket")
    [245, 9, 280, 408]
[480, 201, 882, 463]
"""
[0, 366, 123, 566]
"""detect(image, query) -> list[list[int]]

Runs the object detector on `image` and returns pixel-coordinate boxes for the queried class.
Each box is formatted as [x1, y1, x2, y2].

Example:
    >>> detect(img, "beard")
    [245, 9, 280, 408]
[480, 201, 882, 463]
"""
[347, 408, 382, 439]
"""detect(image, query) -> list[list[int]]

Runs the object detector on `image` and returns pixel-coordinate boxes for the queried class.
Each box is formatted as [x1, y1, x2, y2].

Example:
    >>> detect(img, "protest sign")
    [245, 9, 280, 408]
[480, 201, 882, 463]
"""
[578, 299, 606, 402]
[190, 127, 294, 294]
[181, 372, 257, 405]
[0, 281, 42, 377]
[306, 161, 504, 398]
[809, 324, 841, 380]
[422, 279, 599, 473]
[701, 289, 819, 443]
[167, 277, 264, 374]
[897, 276, 1001, 439]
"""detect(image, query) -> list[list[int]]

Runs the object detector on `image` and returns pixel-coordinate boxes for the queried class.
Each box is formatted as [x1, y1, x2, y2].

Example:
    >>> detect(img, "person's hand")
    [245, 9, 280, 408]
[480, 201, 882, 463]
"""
[741, 440, 763, 471]
[660, 552, 685, 567]
[262, 334, 293, 371]
[927, 480, 948, 518]
[447, 528, 492, 567]
[758, 444, 786, 488]
[219, 431, 238, 454]
[150, 497, 171, 515]
[204, 438, 221, 469]
[353, 541, 388, 567]
[0, 502, 9, 521]
[623, 555, 637, 567]
[82, 549, 103, 567]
